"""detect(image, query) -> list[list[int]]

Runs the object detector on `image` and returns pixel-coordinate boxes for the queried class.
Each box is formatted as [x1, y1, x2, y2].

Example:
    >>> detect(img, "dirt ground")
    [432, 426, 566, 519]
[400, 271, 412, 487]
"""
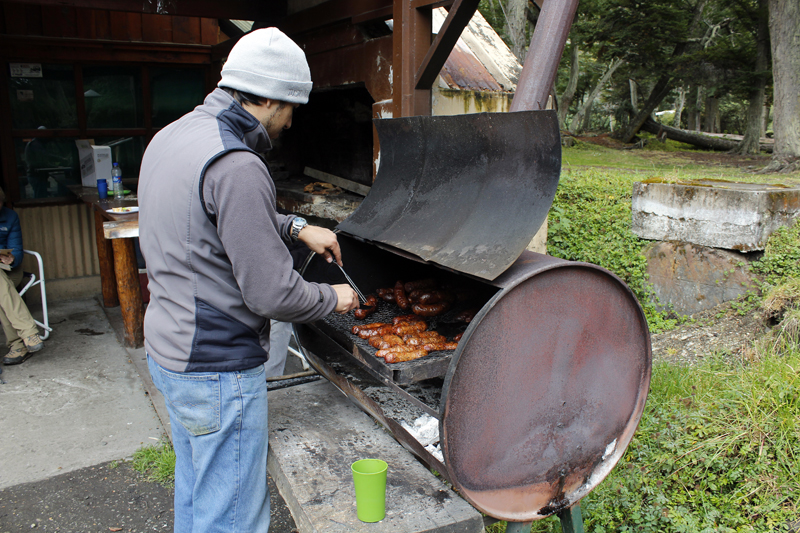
[0, 461, 297, 533]
[651, 302, 770, 366]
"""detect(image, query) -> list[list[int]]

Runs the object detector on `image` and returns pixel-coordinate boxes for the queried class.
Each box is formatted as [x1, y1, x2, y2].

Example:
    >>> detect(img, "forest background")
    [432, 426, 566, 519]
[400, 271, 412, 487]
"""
[478, 0, 799, 171]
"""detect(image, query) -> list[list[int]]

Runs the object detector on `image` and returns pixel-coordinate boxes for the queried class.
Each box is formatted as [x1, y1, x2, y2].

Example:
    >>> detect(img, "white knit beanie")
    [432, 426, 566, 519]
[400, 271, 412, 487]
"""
[219, 28, 312, 105]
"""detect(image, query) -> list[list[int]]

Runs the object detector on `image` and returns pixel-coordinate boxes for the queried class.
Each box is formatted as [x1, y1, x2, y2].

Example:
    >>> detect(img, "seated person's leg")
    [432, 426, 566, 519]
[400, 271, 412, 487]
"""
[0, 268, 43, 365]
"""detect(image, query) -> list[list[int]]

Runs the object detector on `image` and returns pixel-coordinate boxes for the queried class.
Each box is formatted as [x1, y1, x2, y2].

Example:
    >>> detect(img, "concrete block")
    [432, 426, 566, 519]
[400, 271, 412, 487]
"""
[631, 180, 800, 251]
[646, 242, 756, 315]
[267, 379, 484, 533]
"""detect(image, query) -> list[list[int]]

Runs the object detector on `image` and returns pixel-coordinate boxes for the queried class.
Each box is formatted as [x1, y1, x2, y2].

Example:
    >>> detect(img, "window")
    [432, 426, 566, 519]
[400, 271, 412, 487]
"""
[8, 64, 77, 130]
[84, 66, 143, 129]
[151, 67, 206, 128]
[6, 62, 207, 202]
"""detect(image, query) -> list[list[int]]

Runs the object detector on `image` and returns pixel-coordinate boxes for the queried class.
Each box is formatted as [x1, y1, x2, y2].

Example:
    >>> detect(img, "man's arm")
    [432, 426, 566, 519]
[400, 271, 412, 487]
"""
[203, 153, 357, 320]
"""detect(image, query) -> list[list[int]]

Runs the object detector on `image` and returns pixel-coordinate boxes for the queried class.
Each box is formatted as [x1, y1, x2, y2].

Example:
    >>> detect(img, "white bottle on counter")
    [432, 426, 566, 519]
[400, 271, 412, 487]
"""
[112, 162, 124, 199]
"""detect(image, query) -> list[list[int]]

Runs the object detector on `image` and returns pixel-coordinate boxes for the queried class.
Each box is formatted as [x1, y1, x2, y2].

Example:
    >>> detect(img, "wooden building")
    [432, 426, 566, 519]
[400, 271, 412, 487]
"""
[0, 0, 533, 299]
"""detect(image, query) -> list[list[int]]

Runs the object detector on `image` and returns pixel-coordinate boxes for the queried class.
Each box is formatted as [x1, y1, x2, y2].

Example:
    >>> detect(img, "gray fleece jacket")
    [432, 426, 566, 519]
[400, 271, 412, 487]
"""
[138, 88, 337, 373]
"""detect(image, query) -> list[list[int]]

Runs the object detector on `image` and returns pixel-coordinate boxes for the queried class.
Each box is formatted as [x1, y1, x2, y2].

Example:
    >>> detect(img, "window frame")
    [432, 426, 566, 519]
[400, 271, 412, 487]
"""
[1, 52, 215, 205]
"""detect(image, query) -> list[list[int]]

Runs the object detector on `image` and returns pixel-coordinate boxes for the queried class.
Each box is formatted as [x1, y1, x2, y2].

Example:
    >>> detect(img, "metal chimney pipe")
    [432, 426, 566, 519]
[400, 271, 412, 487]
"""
[509, 0, 580, 112]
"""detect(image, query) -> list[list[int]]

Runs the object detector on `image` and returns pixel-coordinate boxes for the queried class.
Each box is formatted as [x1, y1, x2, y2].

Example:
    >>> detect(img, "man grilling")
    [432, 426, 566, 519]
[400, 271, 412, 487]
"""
[138, 28, 359, 532]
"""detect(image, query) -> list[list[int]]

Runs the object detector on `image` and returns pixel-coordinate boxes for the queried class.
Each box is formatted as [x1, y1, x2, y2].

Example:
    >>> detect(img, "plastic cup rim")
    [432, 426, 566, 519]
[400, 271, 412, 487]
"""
[351, 459, 387, 476]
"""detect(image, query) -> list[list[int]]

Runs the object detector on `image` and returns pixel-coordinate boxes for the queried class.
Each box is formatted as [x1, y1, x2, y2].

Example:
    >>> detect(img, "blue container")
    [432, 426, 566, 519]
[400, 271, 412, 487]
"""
[97, 179, 108, 199]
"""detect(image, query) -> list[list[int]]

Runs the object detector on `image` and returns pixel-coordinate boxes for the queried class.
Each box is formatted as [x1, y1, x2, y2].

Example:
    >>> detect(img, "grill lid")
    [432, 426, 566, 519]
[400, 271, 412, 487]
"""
[337, 110, 561, 280]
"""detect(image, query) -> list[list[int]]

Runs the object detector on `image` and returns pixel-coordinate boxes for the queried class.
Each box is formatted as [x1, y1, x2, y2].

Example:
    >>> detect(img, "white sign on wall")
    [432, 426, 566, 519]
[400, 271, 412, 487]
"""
[9, 63, 43, 78]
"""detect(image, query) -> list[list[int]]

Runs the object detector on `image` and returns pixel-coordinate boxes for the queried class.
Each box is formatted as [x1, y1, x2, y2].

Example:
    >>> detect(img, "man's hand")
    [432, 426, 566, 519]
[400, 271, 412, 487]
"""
[297, 225, 343, 266]
[0, 254, 13, 266]
[332, 284, 360, 314]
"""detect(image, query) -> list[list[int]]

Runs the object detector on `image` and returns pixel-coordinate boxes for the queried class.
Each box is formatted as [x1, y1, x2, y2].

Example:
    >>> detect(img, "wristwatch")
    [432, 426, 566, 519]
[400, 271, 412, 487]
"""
[291, 217, 308, 241]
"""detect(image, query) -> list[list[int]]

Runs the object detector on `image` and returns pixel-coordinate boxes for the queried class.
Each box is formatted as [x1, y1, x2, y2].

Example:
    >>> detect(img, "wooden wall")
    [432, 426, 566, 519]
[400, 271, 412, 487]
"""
[17, 204, 99, 279]
[0, 3, 218, 44]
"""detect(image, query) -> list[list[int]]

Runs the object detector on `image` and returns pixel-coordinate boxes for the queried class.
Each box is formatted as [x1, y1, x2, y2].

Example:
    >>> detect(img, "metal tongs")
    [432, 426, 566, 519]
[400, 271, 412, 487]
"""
[335, 263, 367, 304]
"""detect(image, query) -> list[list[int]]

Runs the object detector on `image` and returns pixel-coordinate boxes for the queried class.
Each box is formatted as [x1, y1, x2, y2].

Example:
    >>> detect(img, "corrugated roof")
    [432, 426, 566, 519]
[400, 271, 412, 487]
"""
[439, 38, 503, 91]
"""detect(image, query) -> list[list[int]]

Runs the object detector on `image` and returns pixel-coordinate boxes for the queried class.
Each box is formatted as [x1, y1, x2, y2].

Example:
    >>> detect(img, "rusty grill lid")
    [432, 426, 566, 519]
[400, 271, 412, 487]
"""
[440, 255, 652, 521]
[337, 110, 561, 281]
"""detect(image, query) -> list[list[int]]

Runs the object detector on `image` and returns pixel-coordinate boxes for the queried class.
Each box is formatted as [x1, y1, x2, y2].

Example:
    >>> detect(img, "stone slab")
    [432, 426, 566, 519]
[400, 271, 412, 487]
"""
[267, 379, 484, 533]
[646, 242, 756, 315]
[631, 180, 800, 251]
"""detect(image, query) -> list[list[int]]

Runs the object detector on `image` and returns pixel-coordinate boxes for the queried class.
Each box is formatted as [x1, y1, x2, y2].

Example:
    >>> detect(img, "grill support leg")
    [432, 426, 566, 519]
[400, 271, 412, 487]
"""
[504, 503, 584, 533]
[558, 503, 585, 533]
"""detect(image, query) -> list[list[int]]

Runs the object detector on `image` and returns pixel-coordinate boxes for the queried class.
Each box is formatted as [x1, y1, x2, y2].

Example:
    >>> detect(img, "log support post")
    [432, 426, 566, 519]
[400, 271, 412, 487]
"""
[110, 238, 144, 348]
[94, 209, 119, 308]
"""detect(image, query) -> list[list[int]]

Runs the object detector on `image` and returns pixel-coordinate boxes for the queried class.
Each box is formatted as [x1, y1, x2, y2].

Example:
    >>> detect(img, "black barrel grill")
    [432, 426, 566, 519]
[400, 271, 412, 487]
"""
[294, 110, 652, 523]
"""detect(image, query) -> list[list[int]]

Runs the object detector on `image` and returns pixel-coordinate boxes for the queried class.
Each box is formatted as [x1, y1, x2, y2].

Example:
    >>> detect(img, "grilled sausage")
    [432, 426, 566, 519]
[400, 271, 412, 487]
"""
[421, 342, 459, 352]
[354, 294, 379, 319]
[453, 308, 479, 323]
[412, 302, 451, 317]
[384, 349, 429, 364]
[392, 314, 425, 325]
[418, 290, 455, 305]
[354, 301, 378, 320]
[407, 290, 426, 302]
[406, 334, 446, 346]
[376, 288, 396, 302]
[352, 322, 389, 335]
[392, 321, 428, 336]
[402, 330, 442, 341]
[394, 280, 410, 310]
[376, 345, 422, 358]
[358, 325, 395, 338]
[404, 278, 437, 293]
[453, 332, 463, 341]
[377, 335, 404, 349]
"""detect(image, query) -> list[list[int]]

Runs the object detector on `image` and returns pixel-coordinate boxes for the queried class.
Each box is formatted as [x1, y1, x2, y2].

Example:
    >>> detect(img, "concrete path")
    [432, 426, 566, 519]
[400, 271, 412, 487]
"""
[0, 298, 165, 489]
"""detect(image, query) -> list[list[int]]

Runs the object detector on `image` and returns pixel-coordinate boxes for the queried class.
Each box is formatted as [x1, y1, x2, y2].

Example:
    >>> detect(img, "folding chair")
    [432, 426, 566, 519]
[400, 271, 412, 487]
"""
[17, 250, 51, 340]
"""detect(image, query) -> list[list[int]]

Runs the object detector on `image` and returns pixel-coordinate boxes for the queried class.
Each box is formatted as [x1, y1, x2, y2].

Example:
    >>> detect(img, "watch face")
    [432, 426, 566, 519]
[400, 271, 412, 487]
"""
[293, 217, 307, 228]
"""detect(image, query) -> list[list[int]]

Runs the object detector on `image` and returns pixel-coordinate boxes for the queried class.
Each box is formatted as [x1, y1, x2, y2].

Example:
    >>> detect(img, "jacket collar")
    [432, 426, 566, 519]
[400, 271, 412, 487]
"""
[202, 88, 272, 154]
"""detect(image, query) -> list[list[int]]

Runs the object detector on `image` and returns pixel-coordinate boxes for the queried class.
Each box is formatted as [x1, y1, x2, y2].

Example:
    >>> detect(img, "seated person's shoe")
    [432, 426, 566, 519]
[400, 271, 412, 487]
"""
[3, 345, 31, 365]
[23, 334, 44, 353]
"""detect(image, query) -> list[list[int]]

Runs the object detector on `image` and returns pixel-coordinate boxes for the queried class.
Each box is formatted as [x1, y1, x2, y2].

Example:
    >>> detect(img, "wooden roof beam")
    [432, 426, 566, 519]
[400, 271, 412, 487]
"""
[280, 0, 393, 35]
[0, 0, 283, 22]
[414, 0, 479, 89]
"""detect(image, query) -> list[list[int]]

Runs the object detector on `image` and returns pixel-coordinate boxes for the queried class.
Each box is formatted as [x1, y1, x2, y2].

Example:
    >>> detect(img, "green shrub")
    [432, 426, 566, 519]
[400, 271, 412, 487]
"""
[751, 223, 800, 286]
[547, 168, 676, 332]
[581, 351, 800, 532]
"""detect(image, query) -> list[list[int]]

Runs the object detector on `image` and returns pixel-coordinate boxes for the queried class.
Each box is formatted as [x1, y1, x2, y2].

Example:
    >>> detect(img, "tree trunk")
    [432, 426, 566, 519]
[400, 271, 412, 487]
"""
[505, 0, 529, 61]
[686, 85, 698, 131]
[764, 0, 800, 171]
[641, 117, 773, 152]
[693, 85, 703, 131]
[629, 79, 638, 113]
[673, 85, 685, 128]
[734, 0, 770, 155]
[620, 74, 674, 142]
[704, 97, 720, 133]
[619, 0, 709, 143]
[569, 58, 624, 135]
[582, 99, 594, 131]
[558, 43, 580, 129]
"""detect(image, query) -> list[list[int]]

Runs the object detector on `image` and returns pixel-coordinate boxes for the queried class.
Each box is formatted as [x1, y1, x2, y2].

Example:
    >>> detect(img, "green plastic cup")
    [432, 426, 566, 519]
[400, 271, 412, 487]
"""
[351, 459, 388, 522]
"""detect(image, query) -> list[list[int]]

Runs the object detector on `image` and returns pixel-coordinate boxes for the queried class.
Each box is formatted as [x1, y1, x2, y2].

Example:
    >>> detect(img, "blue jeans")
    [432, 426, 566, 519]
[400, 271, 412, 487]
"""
[147, 354, 270, 533]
